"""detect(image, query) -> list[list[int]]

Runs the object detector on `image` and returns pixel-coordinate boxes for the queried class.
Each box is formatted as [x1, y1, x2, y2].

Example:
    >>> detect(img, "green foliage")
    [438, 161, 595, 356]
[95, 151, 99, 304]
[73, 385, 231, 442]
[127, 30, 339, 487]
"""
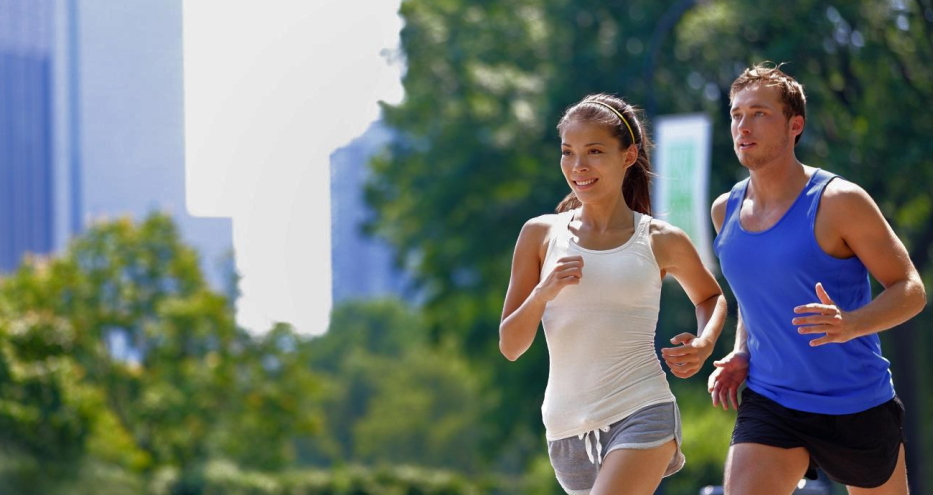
[662, 386, 735, 494]
[371, 1, 933, 489]
[1, 2, 931, 493]
[0, 453, 145, 495]
[196, 461, 489, 495]
[0, 307, 98, 464]
[299, 299, 489, 474]
[209, 323, 322, 471]
[514, 454, 563, 495]
[0, 213, 323, 490]
[371, 0, 687, 463]
[672, 3, 933, 489]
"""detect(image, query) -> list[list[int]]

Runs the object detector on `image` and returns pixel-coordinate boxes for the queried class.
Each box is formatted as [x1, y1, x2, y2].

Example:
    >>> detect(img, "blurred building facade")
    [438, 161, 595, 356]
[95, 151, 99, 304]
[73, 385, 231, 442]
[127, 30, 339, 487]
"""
[0, 0, 234, 293]
[0, 0, 63, 270]
[330, 120, 414, 305]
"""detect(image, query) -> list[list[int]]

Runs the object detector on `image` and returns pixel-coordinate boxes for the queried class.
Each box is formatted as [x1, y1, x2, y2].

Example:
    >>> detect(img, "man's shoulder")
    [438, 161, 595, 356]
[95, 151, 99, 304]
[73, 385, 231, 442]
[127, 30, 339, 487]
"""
[718, 177, 751, 199]
[711, 181, 744, 227]
[815, 174, 884, 234]
[710, 192, 730, 220]
[712, 190, 732, 208]
[822, 175, 874, 209]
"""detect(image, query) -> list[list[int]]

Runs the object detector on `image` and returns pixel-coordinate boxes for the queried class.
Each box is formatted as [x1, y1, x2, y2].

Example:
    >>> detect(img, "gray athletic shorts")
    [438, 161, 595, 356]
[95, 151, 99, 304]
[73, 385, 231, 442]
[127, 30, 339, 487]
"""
[546, 401, 685, 495]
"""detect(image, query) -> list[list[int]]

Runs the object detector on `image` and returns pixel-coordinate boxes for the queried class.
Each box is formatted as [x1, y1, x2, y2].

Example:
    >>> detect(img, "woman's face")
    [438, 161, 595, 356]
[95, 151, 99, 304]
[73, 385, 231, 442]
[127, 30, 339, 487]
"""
[560, 120, 635, 205]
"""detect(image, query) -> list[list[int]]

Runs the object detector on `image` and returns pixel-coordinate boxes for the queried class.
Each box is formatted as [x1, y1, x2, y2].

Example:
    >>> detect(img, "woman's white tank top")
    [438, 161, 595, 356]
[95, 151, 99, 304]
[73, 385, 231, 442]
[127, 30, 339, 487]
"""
[540, 209, 674, 441]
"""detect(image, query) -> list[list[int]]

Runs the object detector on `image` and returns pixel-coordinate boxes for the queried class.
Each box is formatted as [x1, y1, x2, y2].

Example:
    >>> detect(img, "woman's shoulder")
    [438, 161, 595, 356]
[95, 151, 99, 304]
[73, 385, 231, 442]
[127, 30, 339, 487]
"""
[521, 211, 568, 235]
[646, 217, 684, 237]
[647, 217, 694, 248]
[516, 212, 568, 250]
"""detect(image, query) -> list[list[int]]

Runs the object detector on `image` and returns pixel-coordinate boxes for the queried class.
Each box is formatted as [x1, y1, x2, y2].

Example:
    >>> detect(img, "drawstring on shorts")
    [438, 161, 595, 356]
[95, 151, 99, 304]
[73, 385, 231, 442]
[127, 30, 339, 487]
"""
[578, 425, 611, 465]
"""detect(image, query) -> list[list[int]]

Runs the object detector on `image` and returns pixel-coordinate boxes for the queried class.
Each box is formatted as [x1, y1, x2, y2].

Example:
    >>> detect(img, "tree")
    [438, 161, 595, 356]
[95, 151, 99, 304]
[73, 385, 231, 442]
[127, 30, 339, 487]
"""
[0, 213, 323, 492]
[0, 279, 100, 466]
[369, 0, 684, 466]
[370, 0, 932, 489]
[299, 298, 489, 474]
[669, 3, 933, 489]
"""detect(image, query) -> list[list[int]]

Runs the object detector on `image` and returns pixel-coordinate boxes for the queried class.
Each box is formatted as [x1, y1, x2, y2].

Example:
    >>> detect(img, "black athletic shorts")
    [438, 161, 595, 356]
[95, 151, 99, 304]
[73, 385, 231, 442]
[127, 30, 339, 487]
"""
[731, 387, 905, 488]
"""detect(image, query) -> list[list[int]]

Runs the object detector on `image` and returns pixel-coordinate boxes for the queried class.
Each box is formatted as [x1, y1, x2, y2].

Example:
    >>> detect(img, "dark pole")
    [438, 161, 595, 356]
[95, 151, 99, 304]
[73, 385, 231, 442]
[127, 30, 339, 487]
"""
[890, 319, 925, 495]
[642, 0, 698, 120]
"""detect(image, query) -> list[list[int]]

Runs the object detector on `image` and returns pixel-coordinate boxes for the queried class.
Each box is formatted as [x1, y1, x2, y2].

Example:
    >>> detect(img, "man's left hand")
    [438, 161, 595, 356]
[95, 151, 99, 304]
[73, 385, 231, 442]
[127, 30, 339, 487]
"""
[793, 282, 861, 346]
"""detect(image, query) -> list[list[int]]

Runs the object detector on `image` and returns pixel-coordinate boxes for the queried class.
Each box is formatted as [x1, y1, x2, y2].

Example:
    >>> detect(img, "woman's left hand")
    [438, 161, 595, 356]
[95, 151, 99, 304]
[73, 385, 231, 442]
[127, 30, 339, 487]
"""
[661, 333, 714, 379]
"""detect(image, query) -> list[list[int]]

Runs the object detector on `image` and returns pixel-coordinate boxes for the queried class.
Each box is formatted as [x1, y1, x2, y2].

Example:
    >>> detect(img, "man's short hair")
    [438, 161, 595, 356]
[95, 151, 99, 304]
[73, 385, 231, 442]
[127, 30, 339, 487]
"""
[731, 62, 807, 144]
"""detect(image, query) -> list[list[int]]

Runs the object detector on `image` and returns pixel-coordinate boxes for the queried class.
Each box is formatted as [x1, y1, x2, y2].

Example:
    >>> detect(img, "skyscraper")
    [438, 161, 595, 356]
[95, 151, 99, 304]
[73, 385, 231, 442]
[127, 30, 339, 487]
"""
[74, 0, 233, 291]
[330, 120, 413, 305]
[0, 0, 60, 271]
[0, 0, 234, 292]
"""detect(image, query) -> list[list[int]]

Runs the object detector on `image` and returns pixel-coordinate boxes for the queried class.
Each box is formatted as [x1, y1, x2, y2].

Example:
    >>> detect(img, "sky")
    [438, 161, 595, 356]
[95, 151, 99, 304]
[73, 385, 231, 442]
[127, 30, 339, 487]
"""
[181, 1, 405, 336]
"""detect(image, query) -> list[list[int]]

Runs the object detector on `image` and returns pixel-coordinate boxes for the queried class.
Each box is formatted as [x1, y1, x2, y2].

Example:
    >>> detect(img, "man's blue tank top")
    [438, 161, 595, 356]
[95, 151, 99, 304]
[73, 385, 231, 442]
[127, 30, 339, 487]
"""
[713, 169, 895, 414]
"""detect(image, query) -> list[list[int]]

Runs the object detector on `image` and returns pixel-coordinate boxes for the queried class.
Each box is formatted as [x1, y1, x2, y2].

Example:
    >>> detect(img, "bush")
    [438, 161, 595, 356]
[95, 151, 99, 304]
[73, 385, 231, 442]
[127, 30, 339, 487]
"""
[198, 461, 490, 495]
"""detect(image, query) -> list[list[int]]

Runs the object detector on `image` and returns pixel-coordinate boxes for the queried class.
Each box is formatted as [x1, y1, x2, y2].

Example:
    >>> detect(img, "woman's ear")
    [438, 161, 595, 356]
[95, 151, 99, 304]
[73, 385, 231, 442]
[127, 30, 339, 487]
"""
[623, 144, 638, 168]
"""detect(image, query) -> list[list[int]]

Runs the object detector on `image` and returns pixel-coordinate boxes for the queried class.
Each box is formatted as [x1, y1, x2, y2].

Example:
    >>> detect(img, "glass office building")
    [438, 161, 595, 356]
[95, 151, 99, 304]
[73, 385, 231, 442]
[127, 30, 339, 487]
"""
[0, 0, 61, 271]
[0, 0, 233, 291]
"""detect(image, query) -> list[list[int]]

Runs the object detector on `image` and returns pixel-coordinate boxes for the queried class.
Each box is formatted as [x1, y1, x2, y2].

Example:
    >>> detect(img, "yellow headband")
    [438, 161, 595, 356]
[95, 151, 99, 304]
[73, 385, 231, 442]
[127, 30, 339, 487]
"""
[585, 100, 636, 145]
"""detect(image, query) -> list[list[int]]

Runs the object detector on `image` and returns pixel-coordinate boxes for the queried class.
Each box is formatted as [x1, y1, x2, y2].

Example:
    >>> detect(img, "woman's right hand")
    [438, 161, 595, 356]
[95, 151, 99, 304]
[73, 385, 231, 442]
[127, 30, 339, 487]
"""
[536, 255, 584, 301]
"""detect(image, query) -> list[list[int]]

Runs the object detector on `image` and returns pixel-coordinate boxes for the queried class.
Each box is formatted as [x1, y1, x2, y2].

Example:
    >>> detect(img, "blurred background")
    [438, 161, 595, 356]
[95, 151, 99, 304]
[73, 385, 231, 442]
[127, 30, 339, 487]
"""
[0, 0, 930, 494]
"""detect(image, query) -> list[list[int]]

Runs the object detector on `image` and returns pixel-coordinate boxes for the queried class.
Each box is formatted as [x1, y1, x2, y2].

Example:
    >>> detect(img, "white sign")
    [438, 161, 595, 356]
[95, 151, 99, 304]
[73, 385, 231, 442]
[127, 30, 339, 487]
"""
[653, 113, 717, 274]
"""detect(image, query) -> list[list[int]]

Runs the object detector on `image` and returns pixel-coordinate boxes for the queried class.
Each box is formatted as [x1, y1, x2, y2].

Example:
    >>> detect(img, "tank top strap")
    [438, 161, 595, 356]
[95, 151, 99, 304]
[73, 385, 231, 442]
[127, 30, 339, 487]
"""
[558, 209, 576, 239]
[546, 210, 576, 257]
[804, 168, 839, 222]
[555, 209, 650, 249]
[723, 178, 750, 226]
[633, 211, 652, 242]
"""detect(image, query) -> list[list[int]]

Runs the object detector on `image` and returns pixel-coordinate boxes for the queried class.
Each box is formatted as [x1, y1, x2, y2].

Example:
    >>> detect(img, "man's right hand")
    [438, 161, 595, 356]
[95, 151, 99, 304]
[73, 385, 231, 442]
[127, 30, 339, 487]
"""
[707, 350, 749, 411]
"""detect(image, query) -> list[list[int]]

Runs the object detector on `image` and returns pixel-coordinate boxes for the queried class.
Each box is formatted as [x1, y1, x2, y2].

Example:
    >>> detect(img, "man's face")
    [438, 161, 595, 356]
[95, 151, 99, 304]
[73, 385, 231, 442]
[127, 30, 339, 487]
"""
[729, 84, 800, 170]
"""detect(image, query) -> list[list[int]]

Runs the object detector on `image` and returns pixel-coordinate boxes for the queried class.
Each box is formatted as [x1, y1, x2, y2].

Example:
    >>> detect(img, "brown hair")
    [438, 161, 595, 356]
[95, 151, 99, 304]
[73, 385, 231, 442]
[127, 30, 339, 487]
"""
[555, 94, 654, 214]
[730, 61, 807, 144]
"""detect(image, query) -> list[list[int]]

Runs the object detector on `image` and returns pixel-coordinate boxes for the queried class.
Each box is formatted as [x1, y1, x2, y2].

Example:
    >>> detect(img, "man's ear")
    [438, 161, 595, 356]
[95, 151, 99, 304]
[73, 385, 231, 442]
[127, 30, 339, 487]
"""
[790, 115, 805, 138]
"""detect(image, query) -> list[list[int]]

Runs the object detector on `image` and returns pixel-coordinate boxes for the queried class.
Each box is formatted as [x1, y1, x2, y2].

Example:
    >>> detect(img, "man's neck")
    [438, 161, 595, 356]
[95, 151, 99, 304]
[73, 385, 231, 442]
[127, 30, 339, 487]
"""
[746, 159, 811, 206]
